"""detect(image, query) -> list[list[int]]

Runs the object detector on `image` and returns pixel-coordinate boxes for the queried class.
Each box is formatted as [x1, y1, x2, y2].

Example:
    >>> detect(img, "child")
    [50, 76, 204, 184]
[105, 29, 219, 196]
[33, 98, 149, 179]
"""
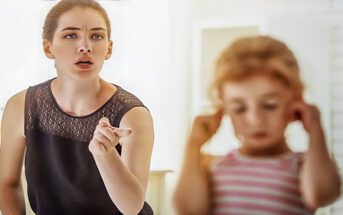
[173, 36, 341, 215]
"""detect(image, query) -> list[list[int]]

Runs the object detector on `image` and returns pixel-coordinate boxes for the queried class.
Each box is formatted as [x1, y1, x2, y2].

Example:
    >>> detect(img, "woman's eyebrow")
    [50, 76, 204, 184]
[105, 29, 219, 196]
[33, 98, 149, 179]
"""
[90, 27, 106, 31]
[61, 27, 106, 31]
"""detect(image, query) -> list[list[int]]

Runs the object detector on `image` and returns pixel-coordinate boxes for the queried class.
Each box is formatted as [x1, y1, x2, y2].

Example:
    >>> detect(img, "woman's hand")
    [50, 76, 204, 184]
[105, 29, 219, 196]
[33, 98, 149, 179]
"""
[188, 109, 223, 147]
[288, 100, 322, 135]
[89, 117, 132, 156]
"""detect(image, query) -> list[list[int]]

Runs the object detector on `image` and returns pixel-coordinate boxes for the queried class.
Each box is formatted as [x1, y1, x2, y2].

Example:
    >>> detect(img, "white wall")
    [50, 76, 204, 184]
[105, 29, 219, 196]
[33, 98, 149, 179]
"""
[329, 2, 343, 214]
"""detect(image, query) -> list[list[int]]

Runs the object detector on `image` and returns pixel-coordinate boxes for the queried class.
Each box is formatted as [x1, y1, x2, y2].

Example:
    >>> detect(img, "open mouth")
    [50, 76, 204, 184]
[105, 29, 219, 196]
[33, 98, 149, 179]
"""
[76, 60, 93, 65]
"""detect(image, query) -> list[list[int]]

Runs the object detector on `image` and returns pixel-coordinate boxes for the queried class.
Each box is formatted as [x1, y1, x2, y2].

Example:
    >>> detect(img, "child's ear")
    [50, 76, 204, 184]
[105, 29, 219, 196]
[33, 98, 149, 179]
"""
[43, 40, 55, 59]
[287, 99, 301, 123]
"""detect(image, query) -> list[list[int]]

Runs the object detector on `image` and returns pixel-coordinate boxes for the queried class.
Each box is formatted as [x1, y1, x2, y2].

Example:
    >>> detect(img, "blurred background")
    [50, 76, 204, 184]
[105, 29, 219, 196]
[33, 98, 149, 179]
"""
[0, 0, 342, 214]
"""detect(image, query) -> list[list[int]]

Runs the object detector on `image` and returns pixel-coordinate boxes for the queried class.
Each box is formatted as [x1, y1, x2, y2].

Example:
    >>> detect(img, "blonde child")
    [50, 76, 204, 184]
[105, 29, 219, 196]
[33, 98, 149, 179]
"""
[173, 36, 341, 215]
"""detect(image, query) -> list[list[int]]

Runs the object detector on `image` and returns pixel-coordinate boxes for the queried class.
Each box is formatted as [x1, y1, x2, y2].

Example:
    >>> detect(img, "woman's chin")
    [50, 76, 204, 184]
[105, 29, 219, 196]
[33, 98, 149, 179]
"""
[69, 69, 100, 80]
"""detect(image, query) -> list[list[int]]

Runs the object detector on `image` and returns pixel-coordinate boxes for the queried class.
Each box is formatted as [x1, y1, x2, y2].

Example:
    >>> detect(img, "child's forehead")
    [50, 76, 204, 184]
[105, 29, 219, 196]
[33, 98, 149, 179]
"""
[221, 74, 292, 101]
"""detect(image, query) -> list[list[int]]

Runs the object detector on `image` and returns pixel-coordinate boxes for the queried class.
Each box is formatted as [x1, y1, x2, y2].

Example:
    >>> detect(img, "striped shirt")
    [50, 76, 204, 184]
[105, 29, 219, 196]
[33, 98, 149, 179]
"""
[210, 149, 315, 215]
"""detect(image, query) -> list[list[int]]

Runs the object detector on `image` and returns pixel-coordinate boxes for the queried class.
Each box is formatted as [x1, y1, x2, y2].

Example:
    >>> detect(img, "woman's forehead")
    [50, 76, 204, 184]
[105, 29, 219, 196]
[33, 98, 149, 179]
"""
[56, 7, 107, 31]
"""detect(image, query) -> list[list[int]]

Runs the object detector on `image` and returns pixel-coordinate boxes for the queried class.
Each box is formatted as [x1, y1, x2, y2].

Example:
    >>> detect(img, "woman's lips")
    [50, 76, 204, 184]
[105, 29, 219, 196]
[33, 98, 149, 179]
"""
[75, 63, 92, 69]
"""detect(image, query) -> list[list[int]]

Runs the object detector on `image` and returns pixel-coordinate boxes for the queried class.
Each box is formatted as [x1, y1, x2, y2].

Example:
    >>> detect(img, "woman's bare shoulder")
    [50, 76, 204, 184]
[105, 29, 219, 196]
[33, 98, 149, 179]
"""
[2, 90, 27, 136]
[7, 90, 27, 105]
[0, 90, 28, 184]
[5, 90, 27, 114]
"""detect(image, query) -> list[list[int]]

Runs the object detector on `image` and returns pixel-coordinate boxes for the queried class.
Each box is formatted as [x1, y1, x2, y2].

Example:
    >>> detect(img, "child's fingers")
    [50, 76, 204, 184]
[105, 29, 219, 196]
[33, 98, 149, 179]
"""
[212, 109, 223, 122]
[189, 111, 224, 146]
[205, 118, 219, 133]
[203, 110, 223, 132]
[196, 115, 220, 134]
[217, 108, 225, 116]
[214, 109, 224, 124]
[287, 100, 322, 133]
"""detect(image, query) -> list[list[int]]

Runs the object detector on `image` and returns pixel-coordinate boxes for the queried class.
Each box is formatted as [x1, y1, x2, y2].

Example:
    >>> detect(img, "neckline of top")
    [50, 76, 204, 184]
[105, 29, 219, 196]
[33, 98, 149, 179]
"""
[231, 148, 296, 161]
[47, 77, 121, 119]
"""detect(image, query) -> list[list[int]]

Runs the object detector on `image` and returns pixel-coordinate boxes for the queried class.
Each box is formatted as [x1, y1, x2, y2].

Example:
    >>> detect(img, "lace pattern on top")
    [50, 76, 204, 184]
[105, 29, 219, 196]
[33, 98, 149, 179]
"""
[24, 79, 145, 143]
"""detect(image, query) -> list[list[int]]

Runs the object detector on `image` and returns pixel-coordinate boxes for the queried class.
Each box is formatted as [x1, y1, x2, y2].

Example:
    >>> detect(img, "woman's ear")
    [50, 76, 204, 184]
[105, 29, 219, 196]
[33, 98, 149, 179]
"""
[43, 40, 55, 59]
[105, 40, 113, 60]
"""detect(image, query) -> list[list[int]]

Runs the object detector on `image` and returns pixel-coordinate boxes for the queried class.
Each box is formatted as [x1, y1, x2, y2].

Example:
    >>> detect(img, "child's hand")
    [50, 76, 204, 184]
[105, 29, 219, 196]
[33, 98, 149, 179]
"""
[89, 117, 132, 156]
[188, 110, 223, 147]
[288, 100, 322, 135]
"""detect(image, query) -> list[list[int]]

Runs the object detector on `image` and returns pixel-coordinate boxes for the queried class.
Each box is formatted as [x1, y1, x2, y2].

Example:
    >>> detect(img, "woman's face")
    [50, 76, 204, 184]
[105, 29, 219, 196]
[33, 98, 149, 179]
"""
[222, 74, 295, 151]
[43, 7, 112, 80]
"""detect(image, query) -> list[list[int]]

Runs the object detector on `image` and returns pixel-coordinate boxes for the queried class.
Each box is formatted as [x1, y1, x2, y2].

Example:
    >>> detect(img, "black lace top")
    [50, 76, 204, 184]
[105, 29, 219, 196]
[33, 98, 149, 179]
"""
[24, 78, 153, 215]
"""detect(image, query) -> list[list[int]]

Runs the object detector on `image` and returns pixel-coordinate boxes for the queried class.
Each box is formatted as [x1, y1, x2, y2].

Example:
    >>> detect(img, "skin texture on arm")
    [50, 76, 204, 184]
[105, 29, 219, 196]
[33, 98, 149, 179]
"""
[0, 90, 27, 215]
[173, 110, 222, 215]
[89, 107, 154, 215]
[294, 101, 341, 208]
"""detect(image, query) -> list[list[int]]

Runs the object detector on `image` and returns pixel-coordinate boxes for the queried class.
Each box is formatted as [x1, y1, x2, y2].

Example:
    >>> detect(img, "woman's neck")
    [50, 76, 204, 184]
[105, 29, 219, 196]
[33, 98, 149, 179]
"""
[51, 77, 116, 117]
[238, 138, 291, 158]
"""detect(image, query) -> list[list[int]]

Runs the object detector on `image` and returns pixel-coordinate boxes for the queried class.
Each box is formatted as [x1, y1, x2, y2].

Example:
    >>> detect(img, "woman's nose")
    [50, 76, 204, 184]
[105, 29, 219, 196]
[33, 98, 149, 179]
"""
[78, 37, 92, 53]
[78, 47, 91, 53]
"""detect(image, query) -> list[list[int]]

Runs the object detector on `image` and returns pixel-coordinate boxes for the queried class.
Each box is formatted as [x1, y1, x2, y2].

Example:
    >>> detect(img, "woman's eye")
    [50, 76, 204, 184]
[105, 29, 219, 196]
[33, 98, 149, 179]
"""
[262, 103, 278, 110]
[92, 34, 103, 40]
[64, 34, 76, 39]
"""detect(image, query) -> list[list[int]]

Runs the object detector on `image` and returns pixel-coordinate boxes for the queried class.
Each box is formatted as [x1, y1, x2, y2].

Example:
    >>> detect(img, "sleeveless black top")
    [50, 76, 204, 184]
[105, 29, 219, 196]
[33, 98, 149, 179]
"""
[24, 78, 153, 215]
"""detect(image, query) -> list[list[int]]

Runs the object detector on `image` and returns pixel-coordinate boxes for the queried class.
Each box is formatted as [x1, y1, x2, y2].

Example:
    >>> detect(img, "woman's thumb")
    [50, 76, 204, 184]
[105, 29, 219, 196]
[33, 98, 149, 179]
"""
[113, 128, 132, 137]
[99, 117, 110, 126]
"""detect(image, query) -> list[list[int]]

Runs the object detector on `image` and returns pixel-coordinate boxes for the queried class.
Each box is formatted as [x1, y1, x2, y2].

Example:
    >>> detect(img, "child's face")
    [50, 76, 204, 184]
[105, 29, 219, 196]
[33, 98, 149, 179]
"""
[222, 74, 295, 151]
[44, 7, 112, 80]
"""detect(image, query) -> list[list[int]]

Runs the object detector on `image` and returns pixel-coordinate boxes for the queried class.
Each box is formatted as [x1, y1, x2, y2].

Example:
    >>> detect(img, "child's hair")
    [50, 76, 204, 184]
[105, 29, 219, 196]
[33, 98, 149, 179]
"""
[211, 35, 304, 104]
[42, 0, 111, 41]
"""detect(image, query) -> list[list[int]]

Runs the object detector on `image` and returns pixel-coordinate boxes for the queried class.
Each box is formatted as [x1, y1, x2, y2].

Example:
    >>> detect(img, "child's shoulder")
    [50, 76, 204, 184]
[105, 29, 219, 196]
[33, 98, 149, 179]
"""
[200, 153, 223, 171]
[201, 150, 237, 171]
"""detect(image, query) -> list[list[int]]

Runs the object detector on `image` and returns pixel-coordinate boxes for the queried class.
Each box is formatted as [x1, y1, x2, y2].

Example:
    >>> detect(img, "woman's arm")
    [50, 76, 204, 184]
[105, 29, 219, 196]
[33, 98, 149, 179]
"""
[89, 107, 154, 215]
[173, 110, 223, 215]
[294, 101, 341, 208]
[0, 90, 27, 215]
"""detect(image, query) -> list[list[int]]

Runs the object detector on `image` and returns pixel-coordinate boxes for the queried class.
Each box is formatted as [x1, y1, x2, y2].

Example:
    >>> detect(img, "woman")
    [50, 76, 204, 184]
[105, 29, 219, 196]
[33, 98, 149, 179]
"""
[0, 0, 154, 214]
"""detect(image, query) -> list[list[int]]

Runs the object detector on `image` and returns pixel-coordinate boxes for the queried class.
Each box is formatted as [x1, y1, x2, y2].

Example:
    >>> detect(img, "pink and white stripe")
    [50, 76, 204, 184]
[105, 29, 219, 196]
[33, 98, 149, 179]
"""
[210, 150, 314, 215]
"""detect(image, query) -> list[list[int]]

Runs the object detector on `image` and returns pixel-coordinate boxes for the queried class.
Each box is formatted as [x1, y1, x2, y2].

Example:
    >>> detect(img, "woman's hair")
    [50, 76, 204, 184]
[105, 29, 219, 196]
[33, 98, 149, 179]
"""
[42, 0, 111, 41]
[211, 35, 304, 103]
